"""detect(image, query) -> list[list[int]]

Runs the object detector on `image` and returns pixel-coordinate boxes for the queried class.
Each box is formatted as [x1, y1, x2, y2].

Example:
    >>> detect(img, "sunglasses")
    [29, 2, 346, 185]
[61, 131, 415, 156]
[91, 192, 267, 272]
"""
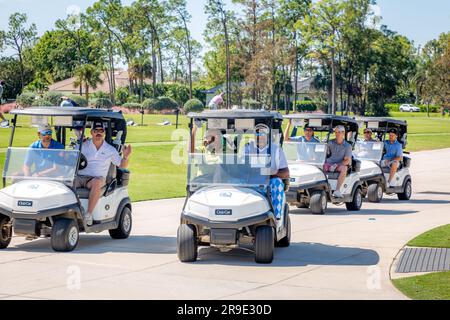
[364, 131, 372, 134]
[256, 132, 268, 137]
[93, 129, 105, 133]
[40, 130, 52, 136]
[304, 128, 313, 132]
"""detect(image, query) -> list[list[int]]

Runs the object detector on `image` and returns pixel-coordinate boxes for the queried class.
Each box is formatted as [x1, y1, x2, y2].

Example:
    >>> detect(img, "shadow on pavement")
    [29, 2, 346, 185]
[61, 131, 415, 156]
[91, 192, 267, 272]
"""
[8, 234, 177, 254]
[379, 198, 450, 205]
[417, 191, 450, 196]
[195, 242, 380, 267]
[290, 207, 419, 216]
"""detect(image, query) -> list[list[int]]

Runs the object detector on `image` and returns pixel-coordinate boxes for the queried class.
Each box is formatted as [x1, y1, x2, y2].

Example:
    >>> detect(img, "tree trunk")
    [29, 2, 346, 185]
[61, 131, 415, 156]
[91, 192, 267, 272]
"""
[331, 48, 336, 115]
[293, 33, 299, 114]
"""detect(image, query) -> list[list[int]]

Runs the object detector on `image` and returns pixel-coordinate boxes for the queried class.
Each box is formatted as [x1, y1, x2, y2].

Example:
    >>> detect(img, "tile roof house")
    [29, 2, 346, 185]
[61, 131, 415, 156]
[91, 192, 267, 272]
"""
[48, 69, 152, 96]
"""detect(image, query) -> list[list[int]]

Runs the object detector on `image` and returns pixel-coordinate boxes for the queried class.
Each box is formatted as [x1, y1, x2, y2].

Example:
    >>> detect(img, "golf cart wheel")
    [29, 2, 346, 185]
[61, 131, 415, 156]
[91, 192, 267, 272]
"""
[398, 180, 412, 201]
[177, 224, 198, 262]
[109, 207, 132, 239]
[346, 188, 363, 211]
[275, 216, 291, 248]
[310, 191, 327, 215]
[0, 216, 12, 249]
[51, 218, 79, 252]
[255, 226, 274, 264]
[368, 183, 383, 203]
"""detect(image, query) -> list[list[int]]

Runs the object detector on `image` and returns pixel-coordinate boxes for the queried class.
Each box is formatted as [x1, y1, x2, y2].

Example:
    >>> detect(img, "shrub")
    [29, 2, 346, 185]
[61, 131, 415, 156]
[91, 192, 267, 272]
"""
[127, 95, 140, 104]
[295, 101, 322, 112]
[93, 98, 113, 109]
[91, 91, 109, 99]
[65, 95, 87, 107]
[16, 92, 36, 108]
[142, 98, 158, 111]
[32, 99, 52, 107]
[115, 87, 129, 106]
[43, 91, 63, 105]
[122, 102, 142, 110]
[242, 99, 262, 110]
[184, 99, 204, 113]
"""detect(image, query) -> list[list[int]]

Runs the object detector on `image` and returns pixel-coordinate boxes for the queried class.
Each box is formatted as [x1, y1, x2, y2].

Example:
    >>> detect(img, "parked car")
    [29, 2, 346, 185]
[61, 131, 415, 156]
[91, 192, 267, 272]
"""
[399, 104, 420, 112]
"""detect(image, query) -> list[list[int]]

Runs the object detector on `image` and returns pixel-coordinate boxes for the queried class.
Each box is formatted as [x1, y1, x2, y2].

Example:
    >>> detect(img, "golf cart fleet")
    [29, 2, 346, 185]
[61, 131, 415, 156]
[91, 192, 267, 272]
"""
[177, 110, 290, 263]
[0, 107, 132, 252]
[354, 118, 412, 202]
[283, 114, 363, 214]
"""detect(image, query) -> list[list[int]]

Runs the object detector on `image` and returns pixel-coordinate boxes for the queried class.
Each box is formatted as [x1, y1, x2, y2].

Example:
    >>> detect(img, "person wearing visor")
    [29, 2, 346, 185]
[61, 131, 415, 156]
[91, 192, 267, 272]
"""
[284, 120, 320, 143]
[23, 124, 65, 177]
[382, 128, 403, 188]
[244, 124, 290, 219]
[324, 125, 352, 198]
[75, 121, 132, 226]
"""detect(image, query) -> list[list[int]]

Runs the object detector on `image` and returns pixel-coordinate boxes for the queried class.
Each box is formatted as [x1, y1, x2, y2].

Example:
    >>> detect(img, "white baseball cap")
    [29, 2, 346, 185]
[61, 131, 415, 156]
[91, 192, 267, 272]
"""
[38, 124, 52, 133]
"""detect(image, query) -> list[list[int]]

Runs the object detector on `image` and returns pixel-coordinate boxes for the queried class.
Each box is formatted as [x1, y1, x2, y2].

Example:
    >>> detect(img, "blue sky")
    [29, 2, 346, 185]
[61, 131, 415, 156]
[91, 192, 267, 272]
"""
[0, 0, 449, 55]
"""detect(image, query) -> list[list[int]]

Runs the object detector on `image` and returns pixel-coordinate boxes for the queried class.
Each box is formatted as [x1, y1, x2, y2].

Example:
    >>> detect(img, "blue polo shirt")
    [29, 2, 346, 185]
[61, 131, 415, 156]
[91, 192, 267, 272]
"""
[383, 140, 403, 160]
[24, 139, 65, 173]
[291, 136, 320, 143]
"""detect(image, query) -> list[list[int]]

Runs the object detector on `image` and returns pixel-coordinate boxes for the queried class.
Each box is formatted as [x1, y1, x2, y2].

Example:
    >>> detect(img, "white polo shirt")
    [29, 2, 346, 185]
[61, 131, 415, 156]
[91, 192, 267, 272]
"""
[244, 142, 288, 176]
[78, 139, 122, 178]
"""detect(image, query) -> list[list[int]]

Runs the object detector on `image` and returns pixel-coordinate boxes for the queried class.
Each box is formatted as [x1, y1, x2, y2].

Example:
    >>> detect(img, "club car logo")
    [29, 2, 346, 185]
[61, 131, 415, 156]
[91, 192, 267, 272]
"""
[219, 192, 232, 198]
[215, 209, 232, 216]
[17, 200, 33, 207]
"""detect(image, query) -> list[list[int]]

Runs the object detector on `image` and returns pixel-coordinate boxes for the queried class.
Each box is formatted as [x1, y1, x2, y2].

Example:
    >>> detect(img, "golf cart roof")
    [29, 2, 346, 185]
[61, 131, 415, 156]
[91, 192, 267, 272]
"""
[188, 109, 283, 120]
[10, 107, 125, 120]
[356, 117, 407, 128]
[284, 113, 359, 131]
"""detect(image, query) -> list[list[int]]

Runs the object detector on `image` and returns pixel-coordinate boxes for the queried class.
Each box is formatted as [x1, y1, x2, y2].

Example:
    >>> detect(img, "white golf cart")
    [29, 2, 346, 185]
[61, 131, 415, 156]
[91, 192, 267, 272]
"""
[283, 114, 363, 214]
[0, 107, 132, 252]
[178, 110, 290, 264]
[354, 118, 412, 202]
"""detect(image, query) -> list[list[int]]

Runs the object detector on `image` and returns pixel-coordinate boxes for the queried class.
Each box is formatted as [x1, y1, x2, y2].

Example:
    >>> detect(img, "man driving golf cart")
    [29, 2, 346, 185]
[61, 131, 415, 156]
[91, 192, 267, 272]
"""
[324, 125, 353, 199]
[75, 121, 132, 226]
[23, 124, 65, 178]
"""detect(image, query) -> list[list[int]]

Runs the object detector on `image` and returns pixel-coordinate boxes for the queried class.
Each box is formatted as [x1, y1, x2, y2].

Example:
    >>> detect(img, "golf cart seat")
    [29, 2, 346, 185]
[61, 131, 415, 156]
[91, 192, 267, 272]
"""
[381, 156, 411, 173]
[325, 157, 361, 179]
[76, 164, 117, 199]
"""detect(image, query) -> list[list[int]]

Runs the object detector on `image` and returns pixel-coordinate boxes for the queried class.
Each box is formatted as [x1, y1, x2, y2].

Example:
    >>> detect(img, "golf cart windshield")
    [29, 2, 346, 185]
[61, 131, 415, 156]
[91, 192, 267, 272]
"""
[283, 142, 327, 165]
[354, 141, 384, 162]
[3, 148, 79, 184]
[189, 153, 271, 187]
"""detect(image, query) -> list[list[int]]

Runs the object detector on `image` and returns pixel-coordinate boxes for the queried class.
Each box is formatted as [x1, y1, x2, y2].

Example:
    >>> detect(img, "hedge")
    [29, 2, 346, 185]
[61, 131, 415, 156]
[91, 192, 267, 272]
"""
[184, 99, 204, 113]
[16, 92, 36, 107]
[68, 95, 88, 107]
[32, 99, 52, 107]
[122, 102, 142, 110]
[43, 91, 64, 105]
[385, 103, 440, 113]
[93, 98, 113, 109]
[242, 99, 262, 110]
[144, 96, 178, 111]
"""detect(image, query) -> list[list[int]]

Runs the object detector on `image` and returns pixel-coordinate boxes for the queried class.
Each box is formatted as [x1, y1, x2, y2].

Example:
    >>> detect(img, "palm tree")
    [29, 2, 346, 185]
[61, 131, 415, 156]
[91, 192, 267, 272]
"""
[73, 64, 103, 103]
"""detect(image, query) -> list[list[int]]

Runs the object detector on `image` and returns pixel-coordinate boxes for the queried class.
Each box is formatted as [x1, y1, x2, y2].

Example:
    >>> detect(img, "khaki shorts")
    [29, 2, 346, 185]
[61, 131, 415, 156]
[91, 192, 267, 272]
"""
[74, 176, 105, 189]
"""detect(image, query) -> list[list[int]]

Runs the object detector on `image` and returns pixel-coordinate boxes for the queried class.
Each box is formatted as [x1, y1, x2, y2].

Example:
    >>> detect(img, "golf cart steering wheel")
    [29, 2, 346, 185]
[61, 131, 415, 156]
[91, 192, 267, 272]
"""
[78, 153, 88, 171]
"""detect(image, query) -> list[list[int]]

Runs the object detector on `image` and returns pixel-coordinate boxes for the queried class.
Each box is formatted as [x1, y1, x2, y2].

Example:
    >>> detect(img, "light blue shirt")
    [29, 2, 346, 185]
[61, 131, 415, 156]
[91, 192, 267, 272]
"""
[24, 139, 65, 173]
[383, 140, 403, 160]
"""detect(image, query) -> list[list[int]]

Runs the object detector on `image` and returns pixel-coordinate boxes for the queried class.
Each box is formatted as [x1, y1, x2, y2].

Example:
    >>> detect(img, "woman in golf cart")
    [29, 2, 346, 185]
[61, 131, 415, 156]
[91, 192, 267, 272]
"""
[244, 124, 290, 219]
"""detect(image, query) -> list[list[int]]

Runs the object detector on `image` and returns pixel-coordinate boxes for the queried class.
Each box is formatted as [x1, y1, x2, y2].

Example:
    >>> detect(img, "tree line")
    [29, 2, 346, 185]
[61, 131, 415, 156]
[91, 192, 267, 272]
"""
[0, 0, 448, 115]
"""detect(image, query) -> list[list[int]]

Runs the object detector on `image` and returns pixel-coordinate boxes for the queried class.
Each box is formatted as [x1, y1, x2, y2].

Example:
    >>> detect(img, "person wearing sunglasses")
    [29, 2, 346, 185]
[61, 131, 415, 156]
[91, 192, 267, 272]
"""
[363, 128, 376, 142]
[244, 124, 290, 220]
[75, 121, 132, 226]
[284, 120, 320, 143]
[23, 124, 65, 177]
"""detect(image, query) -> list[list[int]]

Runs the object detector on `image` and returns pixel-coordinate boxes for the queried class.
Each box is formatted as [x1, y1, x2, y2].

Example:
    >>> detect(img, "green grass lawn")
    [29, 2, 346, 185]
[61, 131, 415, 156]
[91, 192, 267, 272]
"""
[392, 224, 450, 300]
[407, 224, 450, 248]
[393, 271, 450, 300]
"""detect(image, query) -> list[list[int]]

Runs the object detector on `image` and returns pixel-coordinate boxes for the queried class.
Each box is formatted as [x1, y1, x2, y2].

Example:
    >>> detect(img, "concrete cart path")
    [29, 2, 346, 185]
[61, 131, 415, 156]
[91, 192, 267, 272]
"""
[1, 149, 450, 300]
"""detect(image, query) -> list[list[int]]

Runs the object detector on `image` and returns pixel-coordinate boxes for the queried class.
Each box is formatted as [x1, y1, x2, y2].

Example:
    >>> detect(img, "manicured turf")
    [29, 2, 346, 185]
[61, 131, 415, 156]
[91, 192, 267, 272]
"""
[393, 271, 450, 300]
[407, 224, 450, 248]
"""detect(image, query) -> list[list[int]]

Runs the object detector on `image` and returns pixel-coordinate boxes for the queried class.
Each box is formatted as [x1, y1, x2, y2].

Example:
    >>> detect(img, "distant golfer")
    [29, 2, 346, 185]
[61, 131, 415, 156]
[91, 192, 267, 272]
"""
[208, 92, 224, 110]
[60, 96, 79, 107]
